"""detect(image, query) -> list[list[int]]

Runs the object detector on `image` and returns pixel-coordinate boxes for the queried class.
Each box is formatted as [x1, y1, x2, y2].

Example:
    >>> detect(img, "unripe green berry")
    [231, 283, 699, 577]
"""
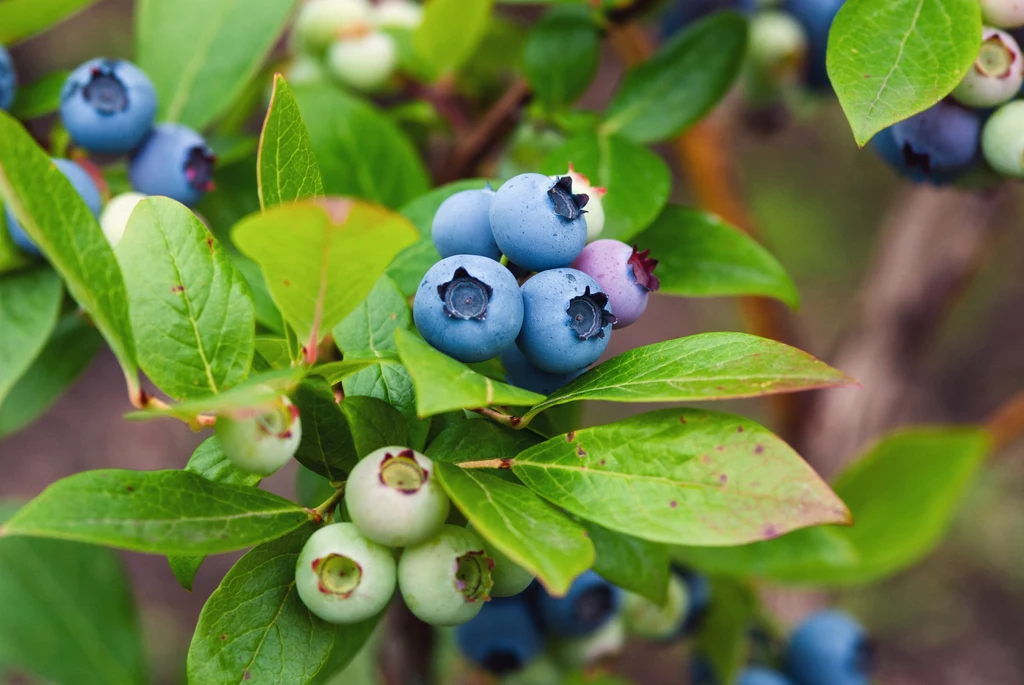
[346, 446, 450, 547]
[621, 574, 689, 640]
[214, 395, 301, 476]
[295, 0, 373, 54]
[981, 0, 1024, 29]
[295, 523, 396, 624]
[100, 192, 146, 248]
[550, 615, 626, 670]
[398, 524, 494, 626]
[982, 100, 1024, 178]
[951, 28, 1023, 108]
[372, 0, 423, 30]
[326, 31, 398, 92]
[469, 524, 534, 598]
[745, 9, 809, 104]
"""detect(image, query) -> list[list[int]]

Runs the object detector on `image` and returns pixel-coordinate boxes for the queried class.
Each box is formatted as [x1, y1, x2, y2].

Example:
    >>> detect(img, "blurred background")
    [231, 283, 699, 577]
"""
[1, 1, 1022, 683]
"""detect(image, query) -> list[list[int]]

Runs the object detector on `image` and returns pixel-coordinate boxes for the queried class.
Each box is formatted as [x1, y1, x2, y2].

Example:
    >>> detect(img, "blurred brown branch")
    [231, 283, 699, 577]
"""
[986, 390, 1024, 454]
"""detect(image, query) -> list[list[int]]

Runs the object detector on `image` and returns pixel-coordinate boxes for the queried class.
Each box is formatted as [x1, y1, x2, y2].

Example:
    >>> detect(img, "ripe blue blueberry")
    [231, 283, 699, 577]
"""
[345, 446, 450, 547]
[739, 667, 796, 685]
[571, 239, 659, 329]
[5, 158, 103, 256]
[982, 0, 1024, 29]
[398, 525, 494, 626]
[782, 0, 846, 90]
[456, 595, 544, 675]
[660, 0, 756, 38]
[676, 567, 712, 634]
[214, 395, 302, 476]
[535, 569, 622, 637]
[489, 173, 588, 272]
[500, 345, 585, 397]
[60, 58, 157, 154]
[0, 43, 17, 112]
[517, 268, 615, 375]
[621, 573, 689, 640]
[951, 28, 1023, 108]
[413, 255, 524, 363]
[982, 100, 1024, 177]
[129, 123, 216, 207]
[784, 611, 872, 685]
[881, 101, 982, 181]
[295, 522, 396, 624]
[431, 185, 500, 261]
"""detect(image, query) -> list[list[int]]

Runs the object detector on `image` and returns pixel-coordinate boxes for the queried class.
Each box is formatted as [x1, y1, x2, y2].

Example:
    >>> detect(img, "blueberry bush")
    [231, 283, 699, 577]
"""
[0, 1, 1019, 684]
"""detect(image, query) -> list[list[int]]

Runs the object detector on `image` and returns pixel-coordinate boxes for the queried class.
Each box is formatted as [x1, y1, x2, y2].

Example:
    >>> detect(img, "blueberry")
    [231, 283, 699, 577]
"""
[660, 0, 757, 39]
[295, 0, 373, 55]
[60, 58, 156, 155]
[129, 123, 215, 207]
[571, 239, 659, 329]
[413, 255, 524, 363]
[398, 525, 494, 626]
[679, 569, 712, 633]
[295, 522, 396, 624]
[345, 446, 450, 547]
[982, 100, 1024, 177]
[746, 10, 811, 102]
[100, 192, 146, 248]
[456, 596, 544, 675]
[490, 173, 588, 272]
[549, 614, 626, 669]
[214, 395, 302, 476]
[550, 165, 606, 242]
[784, 611, 872, 685]
[326, 31, 398, 92]
[782, 0, 846, 90]
[470, 523, 535, 597]
[517, 268, 615, 375]
[621, 573, 689, 641]
[372, 0, 424, 30]
[0, 43, 17, 112]
[982, 0, 1024, 29]
[500, 345, 585, 396]
[739, 667, 796, 685]
[535, 569, 622, 637]
[431, 185, 501, 261]
[951, 28, 1023, 108]
[5, 158, 103, 256]
[880, 101, 982, 181]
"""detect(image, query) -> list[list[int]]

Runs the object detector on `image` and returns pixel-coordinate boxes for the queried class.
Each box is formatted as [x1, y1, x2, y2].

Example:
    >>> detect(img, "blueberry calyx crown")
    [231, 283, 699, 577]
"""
[312, 553, 362, 597]
[628, 245, 661, 292]
[82, 61, 129, 115]
[566, 286, 617, 340]
[378, 449, 427, 494]
[976, 35, 1016, 78]
[185, 145, 217, 193]
[453, 549, 494, 602]
[438, 267, 492, 320]
[853, 636, 877, 676]
[575, 584, 616, 624]
[481, 651, 523, 676]
[254, 400, 299, 440]
[548, 175, 589, 221]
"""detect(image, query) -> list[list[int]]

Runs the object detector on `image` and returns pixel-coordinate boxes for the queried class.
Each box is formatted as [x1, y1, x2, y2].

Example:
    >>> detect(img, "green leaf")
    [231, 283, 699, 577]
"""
[394, 328, 544, 417]
[0, 519, 147, 685]
[188, 524, 379, 685]
[0, 314, 102, 438]
[233, 200, 418, 350]
[631, 206, 800, 307]
[341, 395, 409, 458]
[297, 467, 337, 509]
[117, 197, 255, 400]
[136, 0, 297, 130]
[259, 75, 325, 210]
[827, 0, 982, 146]
[334, 275, 410, 357]
[522, 5, 601, 108]
[695, 578, 755, 685]
[0, 0, 99, 43]
[414, 0, 493, 80]
[0, 267, 62, 406]
[0, 112, 138, 389]
[436, 464, 594, 595]
[582, 520, 670, 605]
[524, 333, 853, 421]
[291, 376, 358, 483]
[256, 336, 293, 368]
[294, 86, 430, 208]
[513, 408, 851, 546]
[425, 420, 542, 464]
[9, 70, 69, 120]
[341, 360, 429, 451]
[603, 12, 747, 143]
[543, 132, 671, 242]
[0, 470, 310, 555]
[317, 358, 390, 384]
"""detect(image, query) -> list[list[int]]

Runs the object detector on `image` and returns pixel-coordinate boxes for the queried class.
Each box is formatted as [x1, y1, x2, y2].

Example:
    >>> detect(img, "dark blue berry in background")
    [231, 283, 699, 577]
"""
[534, 569, 622, 638]
[431, 185, 501, 261]
[784, 610, 872, 685]
[456, 596, 544, 676]
[884, 101, 982, 182]
[678, 568, 712, 634]
[782, 0, 846, 90]
[739, 666, 796, 685]
[500, 344, 585, 396]
[129, 123, 215, 207]
[0, 44, 17, 112]
[60, 58, 157, 154]
[5, 158, 102, 256]
[660, 0, 756, 38]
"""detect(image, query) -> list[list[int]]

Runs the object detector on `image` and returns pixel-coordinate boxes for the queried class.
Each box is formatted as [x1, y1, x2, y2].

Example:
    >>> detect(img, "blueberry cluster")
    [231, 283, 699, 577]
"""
[1, 52, 215, 257]
[415, 171, 660, 386]
[289, 0, 422, 92]
[294, 446, 532, 626]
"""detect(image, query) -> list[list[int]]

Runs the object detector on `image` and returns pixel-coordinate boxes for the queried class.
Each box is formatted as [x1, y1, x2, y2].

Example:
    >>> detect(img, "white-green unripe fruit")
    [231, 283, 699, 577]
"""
[745, 9, 809, 103]
[398, 525, 494, 626]
[326, 31, 398, 92]
[951, 28, 1023, 108]
[981, 0, 1024, 28]
[372, 0, 423, 30]
[295, 523, 396, 624]
[621, 574, 689, 640]
[295, 0, 372, 54]
[470, 525, 534, 597]
[345, 446, 449, 547]
[214, 395, 301, 476]
[550, 615, 626, 670]
[285, 54, 329, 88]
[982, 100, 1024, 177]
[100, 192, 146, 248]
